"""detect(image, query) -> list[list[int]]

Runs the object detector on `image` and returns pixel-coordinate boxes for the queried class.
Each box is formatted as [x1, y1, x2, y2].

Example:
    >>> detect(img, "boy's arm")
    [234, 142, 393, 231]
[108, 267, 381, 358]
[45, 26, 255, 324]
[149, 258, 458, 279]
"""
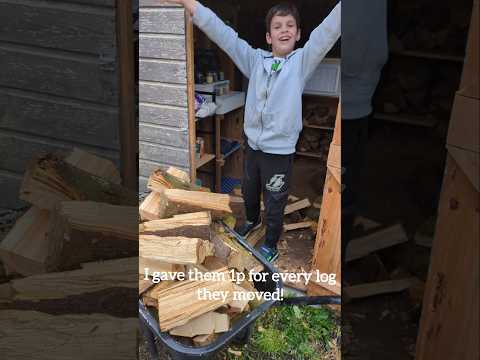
[301, 2, 341, 82]
[168, 0, 256, 78]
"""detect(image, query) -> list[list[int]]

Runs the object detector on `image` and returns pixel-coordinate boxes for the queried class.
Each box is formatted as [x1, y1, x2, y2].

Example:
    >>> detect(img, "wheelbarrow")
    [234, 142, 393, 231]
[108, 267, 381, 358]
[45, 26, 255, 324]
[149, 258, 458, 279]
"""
[139, 222, 340, 360]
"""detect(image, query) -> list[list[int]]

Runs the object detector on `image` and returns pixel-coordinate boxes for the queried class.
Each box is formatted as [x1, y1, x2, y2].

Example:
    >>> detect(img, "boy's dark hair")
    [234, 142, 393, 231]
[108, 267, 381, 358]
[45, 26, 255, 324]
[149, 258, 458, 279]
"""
[265, 2, 301, 33]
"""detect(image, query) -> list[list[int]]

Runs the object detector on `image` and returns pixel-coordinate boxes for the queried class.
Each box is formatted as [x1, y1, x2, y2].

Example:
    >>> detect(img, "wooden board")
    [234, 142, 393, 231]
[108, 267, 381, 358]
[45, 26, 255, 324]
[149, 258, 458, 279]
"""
[0, 311, 137, 360]
[0, 2, 116, 54]
[344, 278, 414, 299]
[415, 156, 479, 360]
[140, 102, 188, 128]
[308, 104, 341, 296]
[139, 7, 185, 34]
[139, 83, 188, 108]
[447, 93, 479, 155]
[0, 88, 120, 151]
[0, 44, 118, 105]
[459, 0, 479, 99]
[139, 59, 187, 84]
[284, 198, 312, 215]
[139, 123, 189, 148]
[139, 142, 190, 168]
[345, 224, 408, 262]
[139, 34, 186, 60]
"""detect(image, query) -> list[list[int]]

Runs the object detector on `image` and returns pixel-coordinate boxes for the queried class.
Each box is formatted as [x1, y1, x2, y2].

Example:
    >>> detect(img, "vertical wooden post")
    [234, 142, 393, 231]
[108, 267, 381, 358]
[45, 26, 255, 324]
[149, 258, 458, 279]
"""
[116, 0, 137, 190]
[307, 102, 342, 296]
[186, 12, 197, 184]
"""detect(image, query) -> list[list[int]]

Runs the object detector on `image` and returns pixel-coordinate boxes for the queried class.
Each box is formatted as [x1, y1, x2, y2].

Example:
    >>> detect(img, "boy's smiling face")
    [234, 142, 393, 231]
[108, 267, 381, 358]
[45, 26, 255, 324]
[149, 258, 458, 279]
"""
[266, 14, 301, 58]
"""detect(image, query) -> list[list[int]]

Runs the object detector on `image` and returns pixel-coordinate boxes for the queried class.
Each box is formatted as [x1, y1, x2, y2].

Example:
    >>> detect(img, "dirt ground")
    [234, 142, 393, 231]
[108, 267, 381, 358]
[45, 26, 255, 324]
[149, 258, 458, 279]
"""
[342, 119, 445, 359]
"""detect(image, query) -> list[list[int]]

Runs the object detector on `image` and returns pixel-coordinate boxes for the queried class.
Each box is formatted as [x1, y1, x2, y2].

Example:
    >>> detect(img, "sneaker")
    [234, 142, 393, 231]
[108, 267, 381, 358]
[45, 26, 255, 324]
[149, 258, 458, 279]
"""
[259, 245, 279, 262]
[235, 219, 262, 238]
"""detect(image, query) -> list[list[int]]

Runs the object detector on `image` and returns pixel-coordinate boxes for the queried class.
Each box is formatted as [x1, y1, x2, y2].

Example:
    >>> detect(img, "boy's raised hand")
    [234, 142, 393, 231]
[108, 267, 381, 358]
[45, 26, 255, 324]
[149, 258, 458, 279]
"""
[165, 0, 197, 15]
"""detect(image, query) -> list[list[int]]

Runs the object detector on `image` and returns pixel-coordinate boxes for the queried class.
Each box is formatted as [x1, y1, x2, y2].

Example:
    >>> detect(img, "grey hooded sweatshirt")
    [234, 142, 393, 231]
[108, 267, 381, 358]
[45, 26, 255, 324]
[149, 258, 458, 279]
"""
[193, 2, 341, 155]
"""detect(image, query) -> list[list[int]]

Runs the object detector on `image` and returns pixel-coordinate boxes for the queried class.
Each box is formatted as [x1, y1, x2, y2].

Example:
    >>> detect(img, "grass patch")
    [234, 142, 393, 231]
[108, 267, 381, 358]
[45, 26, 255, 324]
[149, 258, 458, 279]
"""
[220, 305, 339, 360]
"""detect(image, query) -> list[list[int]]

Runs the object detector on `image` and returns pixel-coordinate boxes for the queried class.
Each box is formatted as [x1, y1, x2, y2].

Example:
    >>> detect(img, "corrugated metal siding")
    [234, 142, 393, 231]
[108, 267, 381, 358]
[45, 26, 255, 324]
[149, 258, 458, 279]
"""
[0, 0, 121, 208]
[138, 0, 190, 192]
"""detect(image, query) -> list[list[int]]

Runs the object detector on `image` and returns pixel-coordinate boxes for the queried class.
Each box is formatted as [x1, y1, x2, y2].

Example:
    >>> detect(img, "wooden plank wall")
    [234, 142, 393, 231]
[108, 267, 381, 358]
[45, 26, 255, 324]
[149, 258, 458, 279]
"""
[0, 0, 121, 208]
[138, 0, 190, 192]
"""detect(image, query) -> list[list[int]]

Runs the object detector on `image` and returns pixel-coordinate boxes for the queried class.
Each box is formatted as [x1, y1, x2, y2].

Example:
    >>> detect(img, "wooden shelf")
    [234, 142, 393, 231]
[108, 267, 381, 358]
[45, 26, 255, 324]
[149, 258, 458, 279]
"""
[195, 153, 215, 169]
[220, 141, 242, 161]
[374, 112, 438, 128]
[391, 50, 464, 63]
[296, 151, 323, 159]
[304, 124, 334, 130]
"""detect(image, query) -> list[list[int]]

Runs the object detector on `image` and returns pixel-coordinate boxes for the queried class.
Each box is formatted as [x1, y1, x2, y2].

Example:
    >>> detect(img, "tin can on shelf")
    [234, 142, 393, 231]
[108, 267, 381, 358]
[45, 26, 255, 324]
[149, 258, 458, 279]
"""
[195, 137, 205, 159]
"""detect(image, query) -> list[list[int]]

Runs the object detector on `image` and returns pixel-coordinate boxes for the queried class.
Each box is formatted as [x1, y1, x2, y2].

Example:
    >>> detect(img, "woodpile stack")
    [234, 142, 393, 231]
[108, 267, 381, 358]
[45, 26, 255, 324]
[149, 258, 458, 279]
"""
[139, 167, 263, 346]
[0, 148, 138, 358]
[297, 99, 335, 156]
[389, 0, 471, 55]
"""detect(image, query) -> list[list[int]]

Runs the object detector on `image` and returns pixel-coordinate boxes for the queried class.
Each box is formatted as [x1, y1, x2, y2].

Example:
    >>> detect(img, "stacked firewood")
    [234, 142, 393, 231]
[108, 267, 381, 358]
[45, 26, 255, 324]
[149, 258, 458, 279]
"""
[139, 168, 264, 346]
[389, 0, 471, 55]
[0, 148, 138, 358]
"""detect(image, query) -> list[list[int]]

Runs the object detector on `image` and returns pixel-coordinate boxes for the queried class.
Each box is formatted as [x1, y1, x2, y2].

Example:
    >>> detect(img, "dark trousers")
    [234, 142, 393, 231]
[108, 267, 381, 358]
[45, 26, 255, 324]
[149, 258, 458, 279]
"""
[242, 144, 294, 249]
[342, 116, 370, 263]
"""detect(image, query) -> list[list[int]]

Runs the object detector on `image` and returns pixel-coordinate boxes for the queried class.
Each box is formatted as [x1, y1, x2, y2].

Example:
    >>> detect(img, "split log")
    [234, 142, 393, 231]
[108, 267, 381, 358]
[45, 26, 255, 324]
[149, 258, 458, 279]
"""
[169, 311, 230, 337]
[139, 192, 164, 221]
[193, 333, 216, 346]
[140, 189, 234, 220]
[344, 278, 415, 299]
[284, 221, 314, 232]
[142, 280, 176, 307]
[139, 275, 155, 296]
[139, 257, 185, 276]
[20, 154, 137, 210]
[0, 207, 50, 276]
[345, 224, 408, 262]
[46, 201, 138, 271]
[284, 199, 311, 215]
[0, 311, 137, 360]
[140, 235, 214, 266]
[228, 284, 250, 312]
[0, 257, 136, 302]
[156, 272, 234, 331]
[139, 211, 211, 240]
[202, 256, 228, 272]
[65, 148, 121, 184]
[148, 168, 197, 192]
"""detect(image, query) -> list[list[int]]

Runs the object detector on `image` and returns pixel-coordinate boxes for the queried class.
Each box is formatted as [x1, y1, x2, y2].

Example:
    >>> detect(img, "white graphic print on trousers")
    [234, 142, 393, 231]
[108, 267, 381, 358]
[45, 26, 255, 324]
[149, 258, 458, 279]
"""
[266, 174, 285, 192]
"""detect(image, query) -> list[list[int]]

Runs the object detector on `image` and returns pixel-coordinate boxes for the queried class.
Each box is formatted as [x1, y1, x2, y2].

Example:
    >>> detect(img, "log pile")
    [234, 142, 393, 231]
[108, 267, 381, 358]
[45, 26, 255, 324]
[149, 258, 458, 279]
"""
[389, 1, 471, 55]
[0, 148, 138, 358]
[139, 167, 263, 346]
[297, 99, 335, 156]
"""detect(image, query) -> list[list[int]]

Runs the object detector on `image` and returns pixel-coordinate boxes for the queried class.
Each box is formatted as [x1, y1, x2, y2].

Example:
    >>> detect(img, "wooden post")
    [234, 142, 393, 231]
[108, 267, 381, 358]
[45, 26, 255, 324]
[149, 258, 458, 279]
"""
[307, 102, 341, 296]
[186, 12, 197, 184]
[416, 3, 479, 358]
[116, 0, 137, 190]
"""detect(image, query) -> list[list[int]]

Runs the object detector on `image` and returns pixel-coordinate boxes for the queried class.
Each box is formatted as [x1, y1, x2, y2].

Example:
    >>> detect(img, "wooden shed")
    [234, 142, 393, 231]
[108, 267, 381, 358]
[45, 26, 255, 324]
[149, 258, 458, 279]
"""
[0, 0, 136, 209]
[138, 0, 341, 294]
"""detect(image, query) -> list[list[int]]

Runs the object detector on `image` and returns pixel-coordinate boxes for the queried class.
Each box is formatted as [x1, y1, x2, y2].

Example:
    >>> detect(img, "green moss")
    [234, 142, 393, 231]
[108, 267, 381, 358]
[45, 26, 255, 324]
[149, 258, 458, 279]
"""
[220, 305, 338, 360]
